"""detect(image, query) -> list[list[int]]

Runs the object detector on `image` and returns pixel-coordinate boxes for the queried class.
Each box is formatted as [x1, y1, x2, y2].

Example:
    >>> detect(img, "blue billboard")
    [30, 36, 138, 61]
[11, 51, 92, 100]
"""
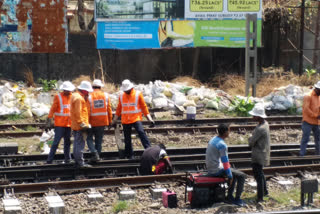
[97, 21, 161, 49]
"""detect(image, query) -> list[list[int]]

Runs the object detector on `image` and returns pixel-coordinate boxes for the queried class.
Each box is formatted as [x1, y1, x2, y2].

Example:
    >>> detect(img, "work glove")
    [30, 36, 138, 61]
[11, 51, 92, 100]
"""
[149, 120, 155, 128]
[80, 123, 91, 130]
[46, 118, 54, 129]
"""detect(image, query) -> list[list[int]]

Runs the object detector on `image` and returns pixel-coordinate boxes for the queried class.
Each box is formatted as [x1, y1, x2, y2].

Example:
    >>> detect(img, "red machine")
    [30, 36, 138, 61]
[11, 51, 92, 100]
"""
[185, 172, 226, 208]
[162, 190, 177, 208]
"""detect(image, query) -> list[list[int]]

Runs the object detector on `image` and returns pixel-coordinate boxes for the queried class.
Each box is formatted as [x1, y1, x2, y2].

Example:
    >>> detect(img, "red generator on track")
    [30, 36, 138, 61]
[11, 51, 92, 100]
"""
[185, 172, 226, 208]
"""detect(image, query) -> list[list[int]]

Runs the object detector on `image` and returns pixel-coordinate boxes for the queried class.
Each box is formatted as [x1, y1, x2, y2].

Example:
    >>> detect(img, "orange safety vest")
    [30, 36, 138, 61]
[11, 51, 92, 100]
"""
[54, 92, 71, 127]
[70, 92, 89, 131]
[120, 90, 142, 124]
[88, 90, 109, 126]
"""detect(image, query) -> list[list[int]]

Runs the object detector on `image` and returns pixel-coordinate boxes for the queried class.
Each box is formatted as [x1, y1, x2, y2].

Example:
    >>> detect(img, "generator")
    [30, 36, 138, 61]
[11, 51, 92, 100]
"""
[185, 173, 226, 208]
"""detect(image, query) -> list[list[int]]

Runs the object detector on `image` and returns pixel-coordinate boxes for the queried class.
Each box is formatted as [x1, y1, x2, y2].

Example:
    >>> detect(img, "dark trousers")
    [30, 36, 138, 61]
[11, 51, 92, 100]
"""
[87, 126, 105, 154]
[252, 163, 268, 201]
[228, 168, 247, 200]
[122, 121, 151, 158]
[300, 121, 320, 156]
[47, 127, 71, 162]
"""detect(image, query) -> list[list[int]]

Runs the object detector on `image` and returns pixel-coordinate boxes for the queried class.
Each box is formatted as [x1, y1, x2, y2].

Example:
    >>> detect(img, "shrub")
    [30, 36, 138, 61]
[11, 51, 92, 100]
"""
[112, 201, 129, 213]
[230, 96, 255, 117]
[38, 78, 57, 92]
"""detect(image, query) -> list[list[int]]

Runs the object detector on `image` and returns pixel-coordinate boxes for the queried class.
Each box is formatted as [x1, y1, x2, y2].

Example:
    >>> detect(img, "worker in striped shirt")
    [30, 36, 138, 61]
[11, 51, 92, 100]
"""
[205, 123, 247, 207]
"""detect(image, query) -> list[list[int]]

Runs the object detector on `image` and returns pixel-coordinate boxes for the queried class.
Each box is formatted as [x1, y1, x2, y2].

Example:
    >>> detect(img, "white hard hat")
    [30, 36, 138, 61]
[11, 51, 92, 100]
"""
[314, 81, 320, 89]
[78, 81, 93, 92]
[249, 104, 267, 118]
[120, 79, 134, 91]
[92, 79, 104, 87]
[60, 81, 75, 92]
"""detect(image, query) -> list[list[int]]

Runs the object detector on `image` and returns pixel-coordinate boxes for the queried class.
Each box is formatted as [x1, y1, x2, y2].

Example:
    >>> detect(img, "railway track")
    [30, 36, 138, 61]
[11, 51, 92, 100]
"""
[0, 115, 302, 131]
[0, 116, 302, 137]
[0, 160, 319, 195]
[0, 144, 317, 198]
[0, 123, 302, 137]
[0, 150, 318, 182]
[0, 144, 313, 164]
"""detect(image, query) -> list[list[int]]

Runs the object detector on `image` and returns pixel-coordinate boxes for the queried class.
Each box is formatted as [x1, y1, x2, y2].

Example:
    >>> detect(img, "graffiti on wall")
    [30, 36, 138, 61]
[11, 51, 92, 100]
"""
[0, 0, 68, 53]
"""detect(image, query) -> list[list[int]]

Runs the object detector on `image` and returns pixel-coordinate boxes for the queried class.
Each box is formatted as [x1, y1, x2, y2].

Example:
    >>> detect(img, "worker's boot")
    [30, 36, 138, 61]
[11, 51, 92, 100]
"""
[90, 152, 100, 162]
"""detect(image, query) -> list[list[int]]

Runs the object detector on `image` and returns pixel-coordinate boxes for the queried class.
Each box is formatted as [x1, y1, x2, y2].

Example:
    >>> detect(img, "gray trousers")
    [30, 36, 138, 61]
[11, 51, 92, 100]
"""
[73, 130, 85, 165]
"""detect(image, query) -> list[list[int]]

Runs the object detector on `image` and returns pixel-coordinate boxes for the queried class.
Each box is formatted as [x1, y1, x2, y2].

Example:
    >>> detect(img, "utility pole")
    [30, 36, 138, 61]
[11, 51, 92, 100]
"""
[313, 1, 320, 70]
[299, 0, 306, 75]
[245, 14, 258, 97]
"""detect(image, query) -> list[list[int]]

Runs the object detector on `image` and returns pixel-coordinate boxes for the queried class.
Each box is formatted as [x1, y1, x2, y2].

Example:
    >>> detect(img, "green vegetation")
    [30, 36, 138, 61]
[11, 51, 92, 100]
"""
[230, 96, 255, 117]
[112, 201, 129, 213]
[304, 67, 317, 79]
[287, 106, 298, 115]
[3, 114, 23, 121]
[271, 187, 300, 205]
[24, 125, 38, 132]
[38, 78, 57, 92]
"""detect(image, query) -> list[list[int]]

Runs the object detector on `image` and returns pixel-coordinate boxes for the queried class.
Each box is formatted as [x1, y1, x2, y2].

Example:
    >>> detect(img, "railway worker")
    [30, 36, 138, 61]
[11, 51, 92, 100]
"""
[300, 81, 320, 156]
[86, 79, 112, 162]
[248, 104, 270, 202]
[205, 123, 247, 207]
[140, 144, 173, 175]
[111, 79, 155, 159]
[70, 80, 93, 168]
[46, 81, 75, 164]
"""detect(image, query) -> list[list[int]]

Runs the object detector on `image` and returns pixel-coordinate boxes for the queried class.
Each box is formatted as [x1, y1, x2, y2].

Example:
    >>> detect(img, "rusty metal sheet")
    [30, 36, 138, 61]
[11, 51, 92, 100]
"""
[0, 0, 68, 53]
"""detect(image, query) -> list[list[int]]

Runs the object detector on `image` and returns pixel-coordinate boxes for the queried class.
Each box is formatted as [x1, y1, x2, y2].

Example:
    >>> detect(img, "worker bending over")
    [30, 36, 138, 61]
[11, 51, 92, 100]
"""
[140, 144, 172, 175]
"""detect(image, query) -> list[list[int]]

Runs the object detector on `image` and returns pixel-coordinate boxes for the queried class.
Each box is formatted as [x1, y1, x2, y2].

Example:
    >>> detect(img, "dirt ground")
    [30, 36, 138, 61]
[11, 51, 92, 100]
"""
[0, 175, 318, 214]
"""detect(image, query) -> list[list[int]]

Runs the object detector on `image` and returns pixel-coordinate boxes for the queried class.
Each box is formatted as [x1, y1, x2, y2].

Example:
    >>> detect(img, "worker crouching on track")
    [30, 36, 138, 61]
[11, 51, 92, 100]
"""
[140, 144, 173, 175]
[87, 79, 112, 162]
[70, 81, 93, 168]
[111, 79, 155, 159]
[300, 81, 320, 156]
[46, 81, 75, 164]
[248, 104, 270, 202]
[205, 123, 247, 207]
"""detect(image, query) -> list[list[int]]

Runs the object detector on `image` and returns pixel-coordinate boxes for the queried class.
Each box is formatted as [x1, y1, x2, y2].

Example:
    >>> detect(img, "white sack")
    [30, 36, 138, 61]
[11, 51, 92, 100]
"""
[206, 100, 219, 110]
[172, 92, 187, 106]
[152, 97, 168, 108]
[144, 96, 152, 105]
[37, 92, 52, 105]
[0, 105, 20, 116]
[31, 103, 50, 117]
[272, 95, 293, 109]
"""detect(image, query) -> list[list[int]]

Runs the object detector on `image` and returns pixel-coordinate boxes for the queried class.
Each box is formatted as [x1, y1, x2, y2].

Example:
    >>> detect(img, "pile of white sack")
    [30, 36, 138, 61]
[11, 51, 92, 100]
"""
[0, 80, 312, 117]
[111, 81, 310, 114]
[0, 82, 51, 117]
[262, 84, 311, 114]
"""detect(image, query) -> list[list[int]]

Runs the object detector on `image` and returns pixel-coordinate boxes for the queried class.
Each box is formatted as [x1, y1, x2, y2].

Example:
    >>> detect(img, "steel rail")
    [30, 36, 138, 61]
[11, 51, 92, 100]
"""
[252, 210, 320, 214]
[0, 116, 302, 131]
[0, 163, 320, 195]
[1, 153, 318, 172]
[1, 155, 319, 182]
[0, 123, 302, 137]
[0, 144, 313, 164]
